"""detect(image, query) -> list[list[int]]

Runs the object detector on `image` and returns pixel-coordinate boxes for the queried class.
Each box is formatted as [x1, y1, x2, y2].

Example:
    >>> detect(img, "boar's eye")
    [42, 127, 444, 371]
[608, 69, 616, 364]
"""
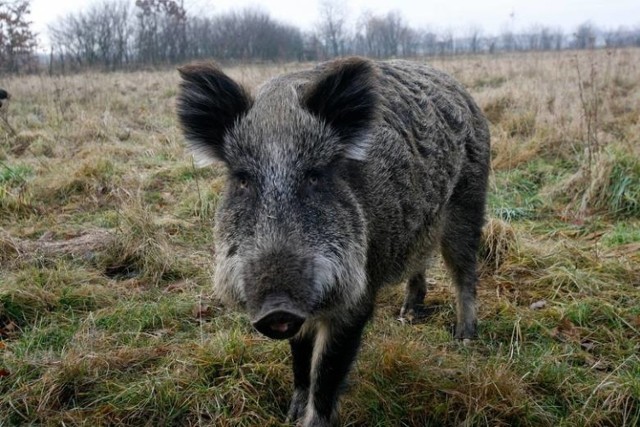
[233, 172, 251, 191]
[304, 171, 323, 194]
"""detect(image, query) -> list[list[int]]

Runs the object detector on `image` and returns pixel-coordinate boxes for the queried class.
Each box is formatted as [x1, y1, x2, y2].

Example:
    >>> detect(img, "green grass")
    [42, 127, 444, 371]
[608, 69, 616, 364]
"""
[608, 154, 640, 217]
[603, 221, 640, 246]
[489, 159, 555, 221]
[0, 162, 31, 185]
[1, 50, 640, 426]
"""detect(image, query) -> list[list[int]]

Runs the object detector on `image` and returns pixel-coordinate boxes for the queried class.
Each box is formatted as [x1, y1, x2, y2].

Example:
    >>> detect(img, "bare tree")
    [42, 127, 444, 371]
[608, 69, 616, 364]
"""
[439, 28, 455, 56]
[399, 25, 419, 57]
[0, 0, 37, 73]
[500, 28, 517, 51]
[135, 0, 187, 65]
[573, 21, 597, 49]
[94, 1, 133, 69]
[316, 0, 348, 57]
[378, 10, 405, 57]
[539, 26, 553, 50]
[49, 13, 95, 68]
[49, 0, 133, 71]
[302, 31, 323, 60]
[187, 7, 303, 62]
[603, 26, 640, 48]
[467, 25, 483, 53]
[42, 0, 625, 73]
[356, 10, 413, 58]
[420, 28, 439, 56]
[523, 25, 541, 51]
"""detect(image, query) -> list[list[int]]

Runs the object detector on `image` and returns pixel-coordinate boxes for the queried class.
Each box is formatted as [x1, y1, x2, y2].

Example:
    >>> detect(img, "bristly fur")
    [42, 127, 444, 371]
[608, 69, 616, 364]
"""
[176, 63, 253, 166]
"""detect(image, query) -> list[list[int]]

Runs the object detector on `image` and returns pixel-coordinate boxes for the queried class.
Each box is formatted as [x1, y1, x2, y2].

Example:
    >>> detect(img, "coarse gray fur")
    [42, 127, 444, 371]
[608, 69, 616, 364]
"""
[177, 57, 490, 427]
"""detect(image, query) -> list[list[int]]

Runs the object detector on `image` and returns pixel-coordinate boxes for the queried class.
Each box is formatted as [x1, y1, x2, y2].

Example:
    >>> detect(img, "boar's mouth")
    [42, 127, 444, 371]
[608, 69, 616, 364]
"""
[252, 302, 307, 340]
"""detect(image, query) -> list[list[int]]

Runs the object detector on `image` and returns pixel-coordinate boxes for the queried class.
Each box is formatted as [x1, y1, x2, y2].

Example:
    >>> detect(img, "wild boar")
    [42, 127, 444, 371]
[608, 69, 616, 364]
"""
[177, 57, 490, 426]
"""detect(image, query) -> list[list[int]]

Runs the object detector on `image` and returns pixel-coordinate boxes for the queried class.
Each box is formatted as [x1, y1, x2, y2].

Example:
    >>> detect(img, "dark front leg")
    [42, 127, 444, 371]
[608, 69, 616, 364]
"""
[302, 311, 371, 427]
[287, 333, 314, 423]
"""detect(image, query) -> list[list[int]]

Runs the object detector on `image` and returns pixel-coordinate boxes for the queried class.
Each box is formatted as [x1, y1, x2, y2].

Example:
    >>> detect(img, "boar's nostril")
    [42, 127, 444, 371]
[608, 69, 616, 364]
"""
[252, 309, 306, 340]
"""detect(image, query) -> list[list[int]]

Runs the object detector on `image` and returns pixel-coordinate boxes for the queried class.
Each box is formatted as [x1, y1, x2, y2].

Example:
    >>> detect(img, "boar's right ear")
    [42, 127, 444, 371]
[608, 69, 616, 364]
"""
[302, 57, 379, 160]
[177, 63, 252, 165]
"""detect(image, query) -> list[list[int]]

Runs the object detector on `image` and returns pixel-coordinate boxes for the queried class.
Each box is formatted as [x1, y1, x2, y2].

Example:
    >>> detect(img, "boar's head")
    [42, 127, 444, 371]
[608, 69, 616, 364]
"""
[177, 58, 378, 339]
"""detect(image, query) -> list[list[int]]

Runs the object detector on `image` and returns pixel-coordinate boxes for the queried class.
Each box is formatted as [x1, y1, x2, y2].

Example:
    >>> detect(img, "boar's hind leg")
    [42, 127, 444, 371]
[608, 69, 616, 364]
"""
[287, 334, 314, 422]
[400, 272, 427, 321]
[441, 176, 486, 340]
[302, 311, 372, 427]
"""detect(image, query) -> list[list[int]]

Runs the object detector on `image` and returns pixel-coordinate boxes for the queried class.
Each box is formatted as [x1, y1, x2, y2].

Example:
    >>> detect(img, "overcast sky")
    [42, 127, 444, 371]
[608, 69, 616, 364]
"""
[31, 0, 640, 47]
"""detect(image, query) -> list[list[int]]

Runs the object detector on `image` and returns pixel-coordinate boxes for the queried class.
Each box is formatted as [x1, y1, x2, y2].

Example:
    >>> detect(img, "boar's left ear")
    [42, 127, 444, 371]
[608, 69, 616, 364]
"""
[302, 57, 379, 160]
[177, 63, 252, 165]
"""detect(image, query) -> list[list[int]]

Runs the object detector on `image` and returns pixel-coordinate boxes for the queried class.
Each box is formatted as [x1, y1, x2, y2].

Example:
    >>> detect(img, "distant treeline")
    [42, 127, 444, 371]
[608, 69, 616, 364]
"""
[2, 0, 640, 74]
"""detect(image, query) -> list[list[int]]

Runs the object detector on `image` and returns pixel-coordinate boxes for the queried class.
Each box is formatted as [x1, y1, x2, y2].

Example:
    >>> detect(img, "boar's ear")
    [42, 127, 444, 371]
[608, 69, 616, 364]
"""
[302, 57, 379, 160]
[177, 63, 252, 165]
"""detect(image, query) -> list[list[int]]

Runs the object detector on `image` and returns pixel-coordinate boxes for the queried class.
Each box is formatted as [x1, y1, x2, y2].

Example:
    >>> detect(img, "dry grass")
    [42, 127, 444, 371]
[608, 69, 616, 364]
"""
[1, 49, 639, 426]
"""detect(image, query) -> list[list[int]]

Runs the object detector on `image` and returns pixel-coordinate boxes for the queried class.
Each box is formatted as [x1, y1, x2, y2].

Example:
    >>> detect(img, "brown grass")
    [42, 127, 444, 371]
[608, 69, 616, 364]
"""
[1, 49, 639, 426]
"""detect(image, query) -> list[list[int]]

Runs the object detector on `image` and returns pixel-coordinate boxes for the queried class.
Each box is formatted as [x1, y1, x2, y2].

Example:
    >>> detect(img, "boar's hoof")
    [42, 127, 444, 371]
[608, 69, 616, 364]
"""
[454, 322, 477, 341]
[286, 388, 308, 423]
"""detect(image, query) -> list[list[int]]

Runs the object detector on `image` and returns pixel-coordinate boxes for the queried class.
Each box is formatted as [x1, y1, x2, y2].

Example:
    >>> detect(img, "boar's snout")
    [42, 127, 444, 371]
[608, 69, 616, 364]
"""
[252, 296, 307, 340]
[244, 246, 319, 339]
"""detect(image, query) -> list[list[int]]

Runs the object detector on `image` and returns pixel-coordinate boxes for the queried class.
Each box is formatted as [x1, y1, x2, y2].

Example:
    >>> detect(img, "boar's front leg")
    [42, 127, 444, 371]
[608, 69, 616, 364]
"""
[287, 334, 314, 422]
[296, 308, 372, 427]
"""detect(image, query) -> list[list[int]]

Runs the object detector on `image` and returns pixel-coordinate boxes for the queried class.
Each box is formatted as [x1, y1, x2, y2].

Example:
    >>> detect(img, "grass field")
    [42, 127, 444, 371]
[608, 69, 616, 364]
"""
[1, 49, 639, 426]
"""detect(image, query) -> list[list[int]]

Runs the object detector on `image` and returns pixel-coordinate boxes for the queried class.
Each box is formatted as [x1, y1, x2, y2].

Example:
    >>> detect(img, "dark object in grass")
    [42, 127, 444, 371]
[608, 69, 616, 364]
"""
[177, 57, 490, 427]
[0, 89, 9, 109]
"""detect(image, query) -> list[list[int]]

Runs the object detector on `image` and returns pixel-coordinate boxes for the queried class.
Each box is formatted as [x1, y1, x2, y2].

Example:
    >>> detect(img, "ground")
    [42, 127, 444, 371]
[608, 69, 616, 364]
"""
[0, 50, 639, 426]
